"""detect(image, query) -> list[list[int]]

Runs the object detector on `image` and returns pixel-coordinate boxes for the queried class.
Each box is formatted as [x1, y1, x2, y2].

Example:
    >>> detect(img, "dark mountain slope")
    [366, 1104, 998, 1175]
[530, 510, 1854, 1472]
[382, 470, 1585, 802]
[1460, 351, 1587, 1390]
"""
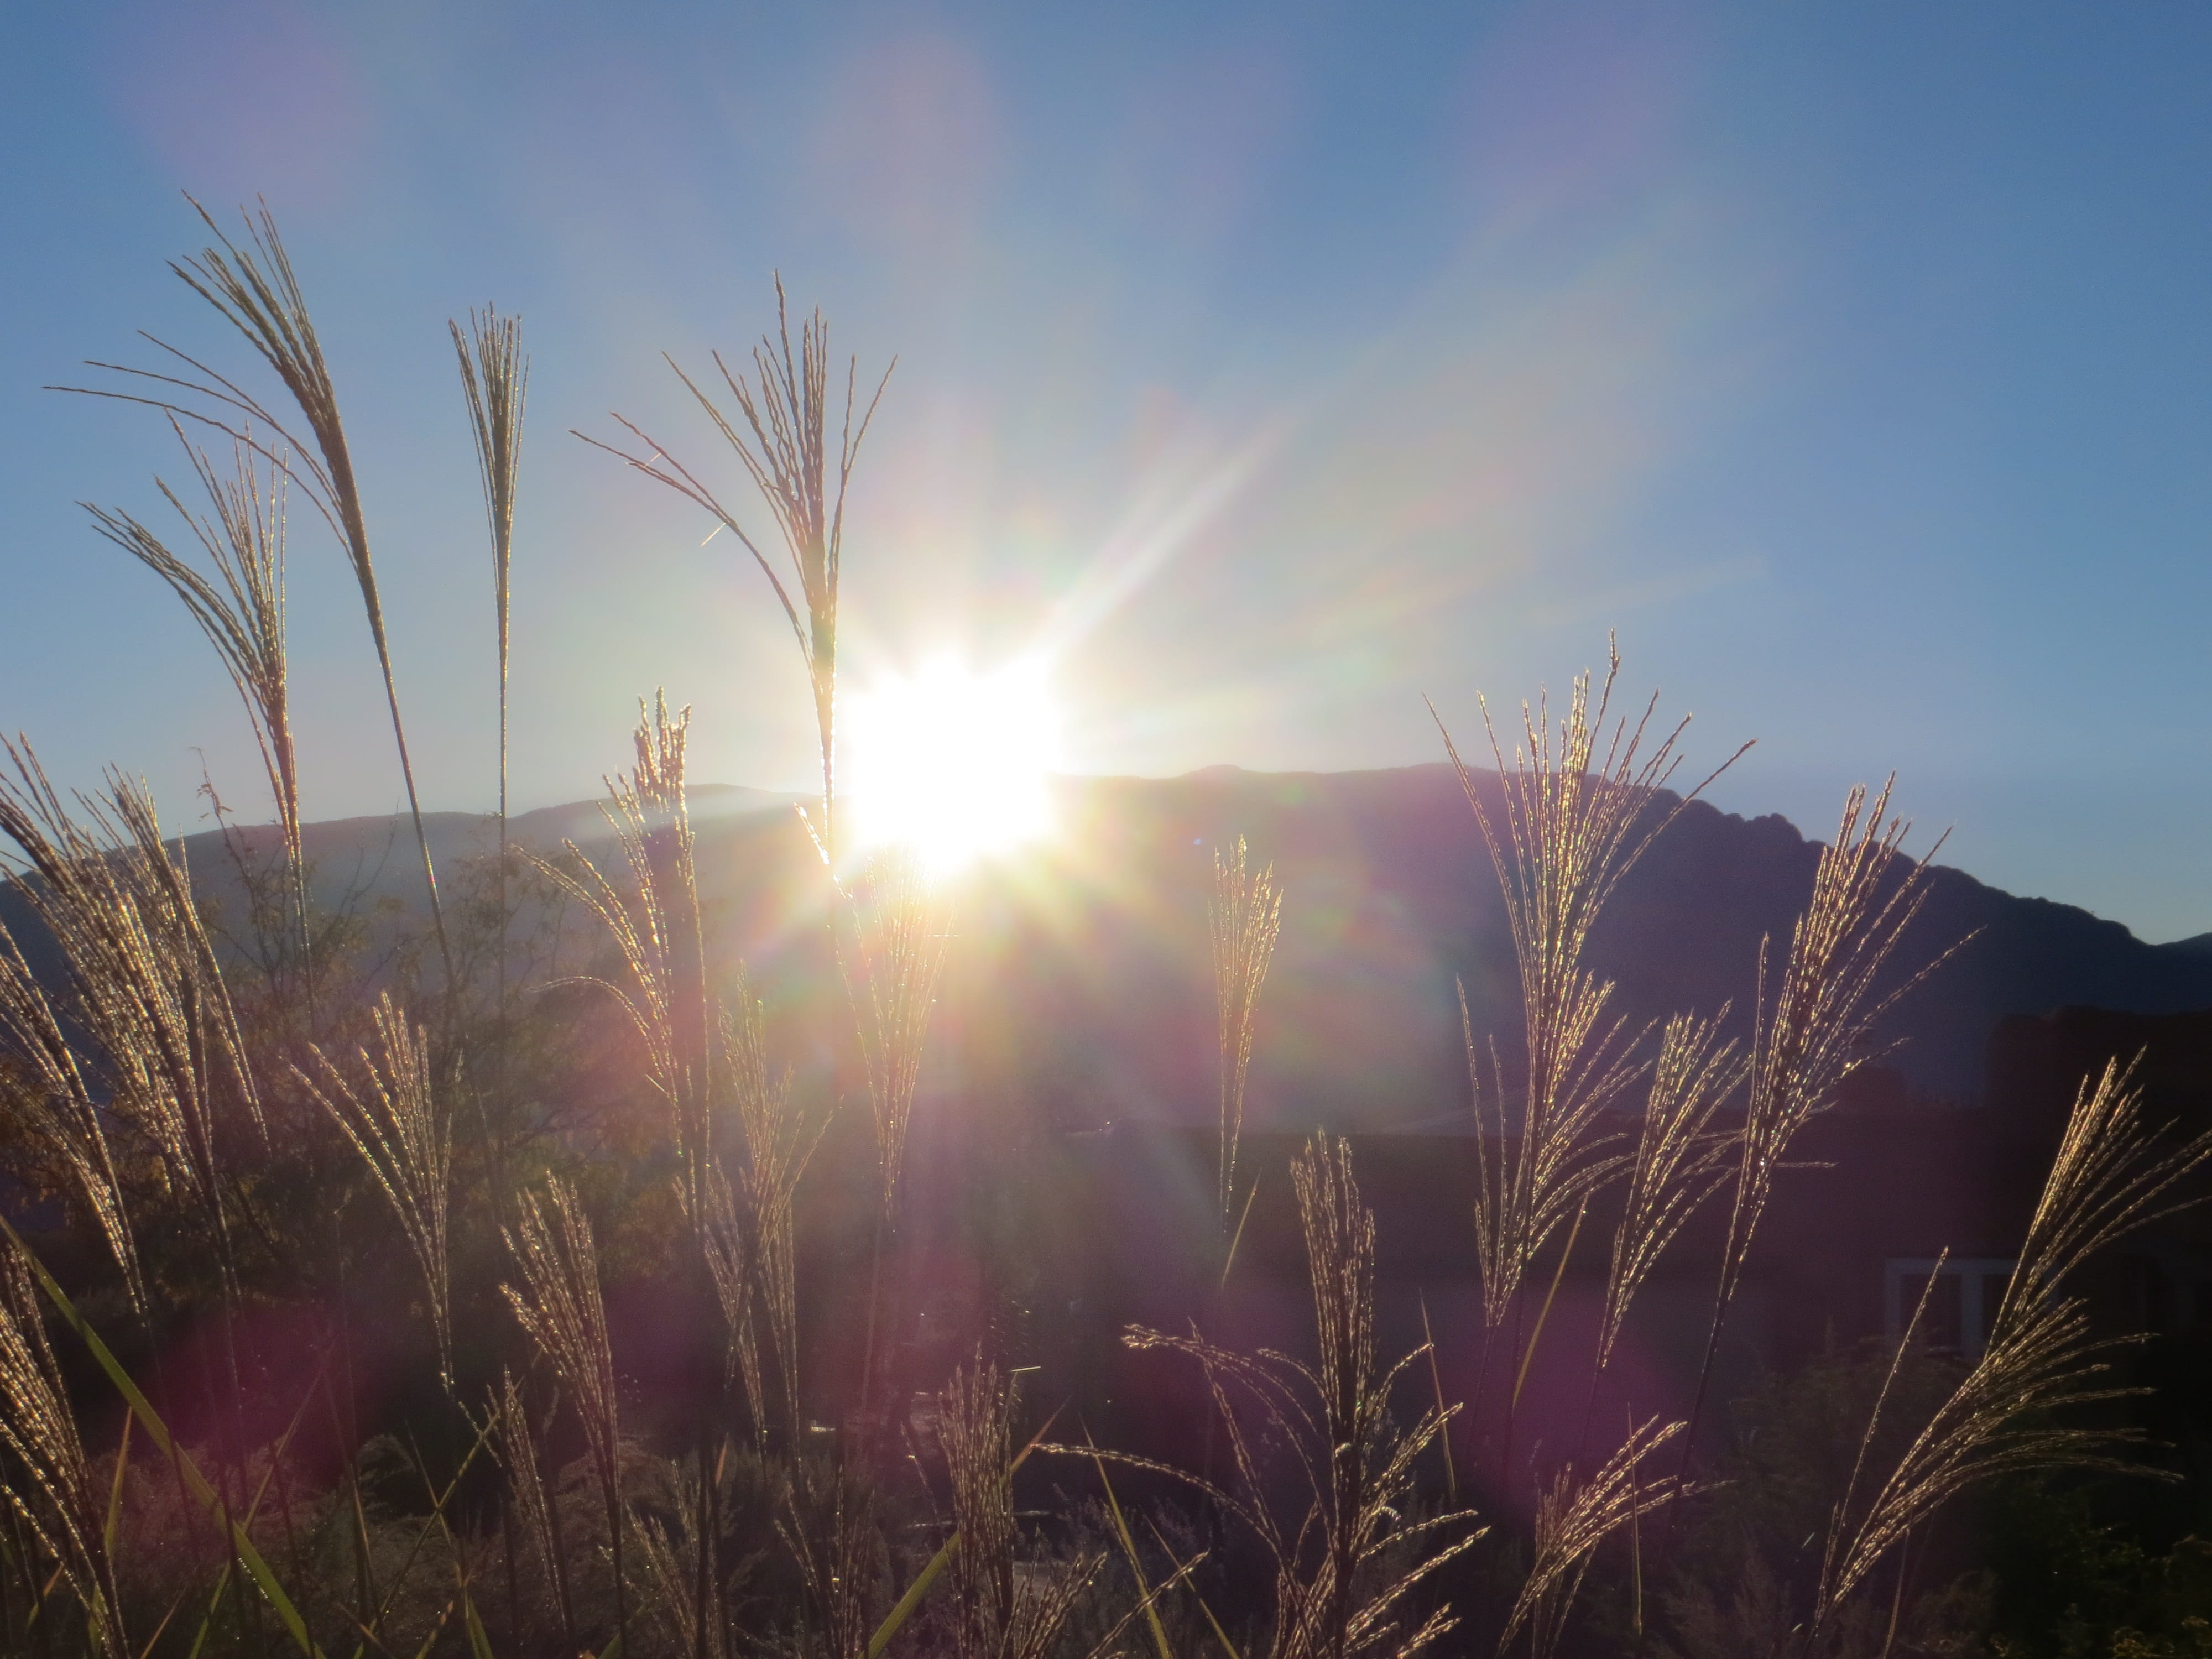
[8, 764, 2205, 1123]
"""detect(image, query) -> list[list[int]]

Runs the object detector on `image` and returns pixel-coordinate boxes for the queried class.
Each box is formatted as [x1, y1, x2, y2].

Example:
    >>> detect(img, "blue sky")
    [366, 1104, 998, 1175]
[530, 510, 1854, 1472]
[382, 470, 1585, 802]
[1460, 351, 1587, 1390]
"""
[2, 2, 2209, 938]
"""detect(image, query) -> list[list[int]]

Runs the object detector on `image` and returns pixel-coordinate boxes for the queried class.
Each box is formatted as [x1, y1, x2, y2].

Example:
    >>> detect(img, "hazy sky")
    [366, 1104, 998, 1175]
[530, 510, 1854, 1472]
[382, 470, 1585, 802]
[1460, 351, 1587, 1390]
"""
[3, 2, 2209, 939]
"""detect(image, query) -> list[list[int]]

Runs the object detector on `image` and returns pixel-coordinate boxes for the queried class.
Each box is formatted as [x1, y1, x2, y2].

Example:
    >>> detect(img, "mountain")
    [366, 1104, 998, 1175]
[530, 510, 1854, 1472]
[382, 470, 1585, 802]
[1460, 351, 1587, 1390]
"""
[930, 763, 2212, 1121]
[11, 764, 2209, 1125]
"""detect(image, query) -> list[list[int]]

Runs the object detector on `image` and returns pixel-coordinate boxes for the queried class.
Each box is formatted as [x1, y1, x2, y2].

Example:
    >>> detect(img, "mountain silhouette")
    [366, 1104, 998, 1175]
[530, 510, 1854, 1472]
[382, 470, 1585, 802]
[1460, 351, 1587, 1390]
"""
[10, 764, 2208, 1124]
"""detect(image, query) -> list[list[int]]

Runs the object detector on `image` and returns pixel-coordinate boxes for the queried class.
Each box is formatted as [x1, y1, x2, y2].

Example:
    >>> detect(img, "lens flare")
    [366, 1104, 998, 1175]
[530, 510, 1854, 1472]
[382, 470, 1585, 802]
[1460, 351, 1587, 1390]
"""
[843, 657, 1061, 872]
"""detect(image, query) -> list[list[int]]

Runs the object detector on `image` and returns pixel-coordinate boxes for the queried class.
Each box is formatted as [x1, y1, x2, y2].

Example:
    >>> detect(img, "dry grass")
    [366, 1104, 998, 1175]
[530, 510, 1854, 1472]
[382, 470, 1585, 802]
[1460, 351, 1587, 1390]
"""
[1812, 1053, 2212, 1626]
[8, 201, 2205, 1659]
[298, 992, 456, 1384]
[538, 695, 832, 1476]
[0, 919, 145, 1316]
[779, 1455, 883, 1659]
[702, 1165, 765, 1446]
[1087, 1136, 1484, 1659]
[582, 280, 891, 865]
[840, 849, 948, 1217]
[1498, 1416, 1683, 1659]
[637, 1456, 728, 1659]
[1595, 1010, 1742, 1373]
[1212, 836, 1284, 1228]
[0, 1240, 125, 1653]
[64, 200, 455, 992]
[503, 1175, 628, 1643]
[1436, 642, 1746, 1333]
[452, 305, 528, 844]
[85, 421, 304, 975]
[540, 695, 714, 1179]
[719, 977, 829, 1443]
[497, 1368, 578, 1654]
[939, 1356, 1105, 1659]
[1687, 780, 1953, 1446]
[453, 305, 529, 1173]
[0, 746, 260, 1300]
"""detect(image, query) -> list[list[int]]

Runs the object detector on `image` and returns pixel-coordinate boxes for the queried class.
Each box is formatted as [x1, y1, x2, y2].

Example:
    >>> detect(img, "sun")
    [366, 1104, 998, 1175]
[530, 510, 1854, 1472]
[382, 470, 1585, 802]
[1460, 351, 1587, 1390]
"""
[842, 658, 1062, 873]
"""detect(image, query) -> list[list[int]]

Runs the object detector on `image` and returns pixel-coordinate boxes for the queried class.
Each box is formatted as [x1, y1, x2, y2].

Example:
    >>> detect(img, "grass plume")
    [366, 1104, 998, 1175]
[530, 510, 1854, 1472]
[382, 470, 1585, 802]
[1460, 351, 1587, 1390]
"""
[841, 850, 948, 1217]
[0, 922, 145, 1316]
[582, 280, 891, 863]
[496, 1369, 577, 1654]
[540, 695, 714, 1184]
[453, 304, 528, 1192]
[84, 420, 306, 979]
[0, 745, 261, 1298]
[1438, 643, 1746, 1333]
[1212, 836, 1283, 1228]
[0, 1240, 127, 1654]
[503, 1175, 628, 1644]
[719, 975, 828, 1442]
[1090, 1136, 1484, 1659]
[1594, 1010, 1742, 1373]
[451, 305, 528, 847]
[62, 199, 455, 992]
[938, 1355, 1107, 1659]
[1686, 780, 1953, 1451]
[1812, 1053, 2212, 1625]
[298, 992, 456, 1385]
[1497, 1416, 1683, 1659]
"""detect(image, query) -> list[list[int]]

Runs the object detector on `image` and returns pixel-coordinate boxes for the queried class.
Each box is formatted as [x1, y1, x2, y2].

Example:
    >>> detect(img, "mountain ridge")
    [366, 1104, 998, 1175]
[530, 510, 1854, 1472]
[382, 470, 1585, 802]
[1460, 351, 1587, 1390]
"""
[9, 761, 2207, 1121]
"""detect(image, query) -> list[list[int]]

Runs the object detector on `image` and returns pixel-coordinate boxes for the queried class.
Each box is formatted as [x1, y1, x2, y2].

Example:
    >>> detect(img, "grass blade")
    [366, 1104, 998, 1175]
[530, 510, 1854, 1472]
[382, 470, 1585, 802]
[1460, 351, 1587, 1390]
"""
[1084, 1430, 1172, 1659]
[0, 1216, 324, 1657]
[867, 1532, 958, 1659]
[1146, 1516, 1241, 1659]
[866, 1400, 1064, 1657]
[1514, 1198, 1588, 1411]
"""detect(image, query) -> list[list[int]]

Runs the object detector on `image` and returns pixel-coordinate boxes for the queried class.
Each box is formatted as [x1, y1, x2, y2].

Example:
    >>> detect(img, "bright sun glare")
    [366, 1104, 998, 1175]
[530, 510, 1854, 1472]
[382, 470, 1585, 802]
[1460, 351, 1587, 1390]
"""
[843, 659, 1062, 873]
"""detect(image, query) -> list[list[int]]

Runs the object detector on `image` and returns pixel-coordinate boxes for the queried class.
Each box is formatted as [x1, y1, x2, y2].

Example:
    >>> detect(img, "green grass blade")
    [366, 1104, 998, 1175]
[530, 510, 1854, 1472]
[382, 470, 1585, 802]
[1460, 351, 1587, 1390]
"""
[1144, 1515, 1240, 1659]
[408, 1597, 457, 1659]
[0, 1217, 325, 1657]
[134, 1584, 190, 1659]
[867, 1532, 958, 1659]
[461, 1593, 495, 1659]
[867, 1397, 1066, 1657]
[1084, 1431, 1172, 1659]
[182, 1563, 232, 1659]
[103, 1411, 132, 1554]
[135, 1583, 191, 1659]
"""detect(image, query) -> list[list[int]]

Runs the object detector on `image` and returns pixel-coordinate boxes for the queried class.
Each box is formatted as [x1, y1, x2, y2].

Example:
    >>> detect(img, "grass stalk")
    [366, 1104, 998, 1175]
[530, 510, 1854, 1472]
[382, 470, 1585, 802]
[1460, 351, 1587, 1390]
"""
[1497, 1416, 1683, 1659]
[85, 418, 309, 998]
[581, 280, 891, 868]
[1435, 641, 1747, 1337]
[61, 200, 456, 993]
[453, 303, 528, 1206]
[298, 992, 457, 1386]
[1083, 1136, 1485, 1659]
[502, 1177, 627, 1648]
[1812, 1053, 2212, 1627]
[1212, 837, 1284, 1230]
[1681, 780, 1954, 1469]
